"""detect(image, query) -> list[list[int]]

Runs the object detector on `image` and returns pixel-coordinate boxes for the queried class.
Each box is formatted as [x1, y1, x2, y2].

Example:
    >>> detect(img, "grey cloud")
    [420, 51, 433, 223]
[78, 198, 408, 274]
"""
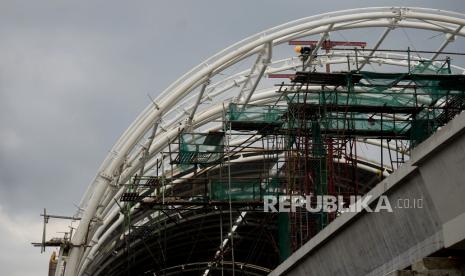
[0, 0, 464, 275]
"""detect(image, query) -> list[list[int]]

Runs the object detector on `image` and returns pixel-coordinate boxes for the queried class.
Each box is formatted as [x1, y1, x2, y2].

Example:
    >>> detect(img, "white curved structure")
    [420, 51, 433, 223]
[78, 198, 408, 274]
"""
[59, 7, 465, 276]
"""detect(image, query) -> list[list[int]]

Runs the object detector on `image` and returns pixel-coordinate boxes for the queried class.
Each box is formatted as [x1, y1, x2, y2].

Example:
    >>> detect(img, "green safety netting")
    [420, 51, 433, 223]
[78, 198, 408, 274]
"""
[228, 103, 286, 124]
[409, 60, 451, 101]
[284, 62, 465, 144]
[209, 178, 281, 201]
[410, 119, 436, 147]
[287, 91, 415, 108]
[285, 115, 410, 135]
[358, 61, 458, 101]
[225, 63, 464, 136]
[178, 132, 224, 166]
[228, 103, 286, 122]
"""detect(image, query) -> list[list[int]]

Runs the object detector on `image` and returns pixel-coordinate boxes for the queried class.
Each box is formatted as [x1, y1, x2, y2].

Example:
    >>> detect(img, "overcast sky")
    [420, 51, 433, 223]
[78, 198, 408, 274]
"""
[1, 1, 464, 275]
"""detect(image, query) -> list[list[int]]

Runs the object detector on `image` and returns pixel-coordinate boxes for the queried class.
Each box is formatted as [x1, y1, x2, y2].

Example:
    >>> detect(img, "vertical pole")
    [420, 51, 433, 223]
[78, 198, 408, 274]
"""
[380, 113, 384, 177]
[278, 213, 291, 262]
[354, 140, 358, 195]
[407, 47, 411, 74]
[220, 208, 224, 276]
[226, 110, 235, 276]
[161, 155, 165, 205]
[446, 56, 451, 74]
[325, 42, 331, 73]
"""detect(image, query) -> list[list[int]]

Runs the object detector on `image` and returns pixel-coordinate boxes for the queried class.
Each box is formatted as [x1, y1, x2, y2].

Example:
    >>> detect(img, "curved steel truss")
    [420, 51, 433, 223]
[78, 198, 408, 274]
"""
[52, 7, 465, 276]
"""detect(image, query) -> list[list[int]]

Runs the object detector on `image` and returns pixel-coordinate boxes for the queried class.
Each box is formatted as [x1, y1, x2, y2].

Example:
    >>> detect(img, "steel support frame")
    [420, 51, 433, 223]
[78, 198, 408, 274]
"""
[65, 8, 465, 275]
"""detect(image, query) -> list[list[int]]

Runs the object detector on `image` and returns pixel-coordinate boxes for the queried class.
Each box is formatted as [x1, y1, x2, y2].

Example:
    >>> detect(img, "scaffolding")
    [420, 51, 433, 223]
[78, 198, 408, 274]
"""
[114, 54, 465, 273]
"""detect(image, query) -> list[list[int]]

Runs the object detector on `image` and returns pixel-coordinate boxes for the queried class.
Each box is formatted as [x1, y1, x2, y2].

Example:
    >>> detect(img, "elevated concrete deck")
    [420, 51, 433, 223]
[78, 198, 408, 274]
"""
[270, 111, 465, 276]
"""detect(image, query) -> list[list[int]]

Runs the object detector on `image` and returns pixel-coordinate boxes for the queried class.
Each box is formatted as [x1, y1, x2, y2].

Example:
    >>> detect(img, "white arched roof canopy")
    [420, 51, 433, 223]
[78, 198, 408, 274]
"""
[63, 7, 465, 276]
